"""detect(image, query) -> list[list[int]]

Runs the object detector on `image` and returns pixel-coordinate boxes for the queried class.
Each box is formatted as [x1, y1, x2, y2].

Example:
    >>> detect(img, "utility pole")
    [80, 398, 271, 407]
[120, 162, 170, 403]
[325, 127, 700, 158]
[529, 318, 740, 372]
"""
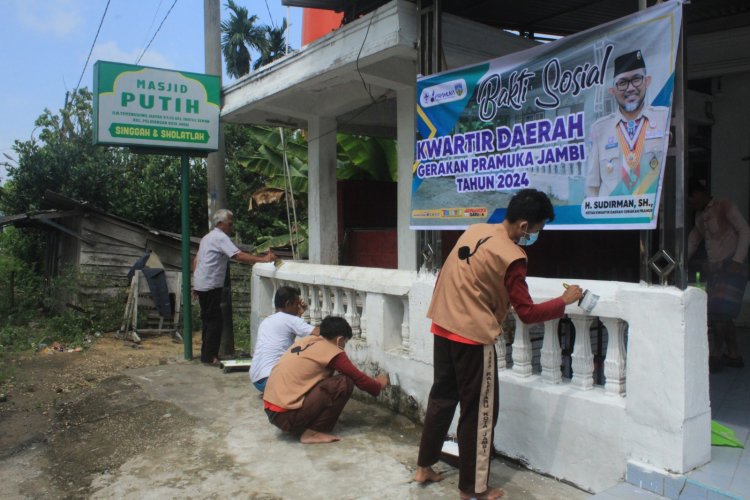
[204, 0, 227, 224]
[204, 0, 235, 356]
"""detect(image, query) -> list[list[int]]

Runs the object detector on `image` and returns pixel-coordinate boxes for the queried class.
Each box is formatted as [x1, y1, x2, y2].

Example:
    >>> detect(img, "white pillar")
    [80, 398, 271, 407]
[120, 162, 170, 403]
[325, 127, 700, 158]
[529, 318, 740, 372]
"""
[308, 116, 338, 264]
[397, 87, 417, 270]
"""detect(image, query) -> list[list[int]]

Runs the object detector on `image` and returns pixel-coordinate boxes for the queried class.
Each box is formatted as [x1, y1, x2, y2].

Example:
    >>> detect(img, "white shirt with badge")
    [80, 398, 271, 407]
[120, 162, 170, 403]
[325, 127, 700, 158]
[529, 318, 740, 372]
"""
[193, 227, 240, 291]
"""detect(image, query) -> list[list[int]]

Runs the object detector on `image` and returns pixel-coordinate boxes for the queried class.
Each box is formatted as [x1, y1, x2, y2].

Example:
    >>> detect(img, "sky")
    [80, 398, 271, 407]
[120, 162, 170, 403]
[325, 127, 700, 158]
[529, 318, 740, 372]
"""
[0, 0, 303, 182]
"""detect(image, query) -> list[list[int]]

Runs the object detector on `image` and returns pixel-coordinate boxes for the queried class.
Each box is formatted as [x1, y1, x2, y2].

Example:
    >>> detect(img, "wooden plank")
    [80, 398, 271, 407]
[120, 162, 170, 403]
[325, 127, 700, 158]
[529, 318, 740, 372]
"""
[79, 252, 142, 267]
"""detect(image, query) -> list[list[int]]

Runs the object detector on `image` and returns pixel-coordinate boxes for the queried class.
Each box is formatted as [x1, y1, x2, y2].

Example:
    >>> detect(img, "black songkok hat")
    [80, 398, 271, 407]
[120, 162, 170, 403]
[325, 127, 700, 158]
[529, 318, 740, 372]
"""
[614, 50, 646, 76]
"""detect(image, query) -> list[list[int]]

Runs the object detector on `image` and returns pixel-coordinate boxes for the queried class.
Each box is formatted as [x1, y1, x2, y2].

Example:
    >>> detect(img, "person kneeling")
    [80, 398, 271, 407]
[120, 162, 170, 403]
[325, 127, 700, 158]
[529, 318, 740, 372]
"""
[262, 316, 389, 444]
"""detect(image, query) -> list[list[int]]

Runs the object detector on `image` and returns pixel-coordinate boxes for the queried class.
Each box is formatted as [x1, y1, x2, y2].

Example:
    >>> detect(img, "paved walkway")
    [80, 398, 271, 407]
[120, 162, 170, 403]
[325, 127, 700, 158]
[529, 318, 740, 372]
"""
[85, 363, 591, 499]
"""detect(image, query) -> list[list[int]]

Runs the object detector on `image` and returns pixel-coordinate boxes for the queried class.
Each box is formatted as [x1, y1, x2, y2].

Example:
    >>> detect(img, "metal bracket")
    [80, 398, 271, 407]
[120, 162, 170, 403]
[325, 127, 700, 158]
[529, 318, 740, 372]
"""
[648, 249, 676, 285]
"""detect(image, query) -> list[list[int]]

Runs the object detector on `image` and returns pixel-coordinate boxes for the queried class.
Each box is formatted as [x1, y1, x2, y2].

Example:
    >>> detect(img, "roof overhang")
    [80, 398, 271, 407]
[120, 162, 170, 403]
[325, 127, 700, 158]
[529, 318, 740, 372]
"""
[222, 0, 537, 137]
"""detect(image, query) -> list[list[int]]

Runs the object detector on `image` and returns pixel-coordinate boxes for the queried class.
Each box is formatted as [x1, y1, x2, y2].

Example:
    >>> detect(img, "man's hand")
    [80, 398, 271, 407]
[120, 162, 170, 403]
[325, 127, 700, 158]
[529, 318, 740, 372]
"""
[374, 373, 389, 389]
[261, 251, 277, 263]
[561, 284, 584, 305]
[297, 300, 308, 317]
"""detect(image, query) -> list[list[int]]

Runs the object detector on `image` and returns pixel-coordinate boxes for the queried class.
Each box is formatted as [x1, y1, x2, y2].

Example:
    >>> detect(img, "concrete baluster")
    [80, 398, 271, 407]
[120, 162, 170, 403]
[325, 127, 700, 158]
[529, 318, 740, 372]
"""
[300, 284, 311, 323]
[511, 316, 532, 377]
[602, 318, 627, 396]
[400, 295, 410, 350]
[358, 291, 368, 340]
[571, 315, 595, 390]
[345, 288, 360, 337]
[308, 285, 322, 326]
[332, 286, 345, 317]
[320, 285, 331, 319]
[541, 318, 562, 384]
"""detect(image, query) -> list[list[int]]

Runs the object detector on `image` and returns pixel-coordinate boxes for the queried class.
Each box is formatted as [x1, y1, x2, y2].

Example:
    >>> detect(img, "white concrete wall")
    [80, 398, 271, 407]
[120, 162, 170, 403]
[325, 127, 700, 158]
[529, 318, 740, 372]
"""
[250, 262, 710, 493]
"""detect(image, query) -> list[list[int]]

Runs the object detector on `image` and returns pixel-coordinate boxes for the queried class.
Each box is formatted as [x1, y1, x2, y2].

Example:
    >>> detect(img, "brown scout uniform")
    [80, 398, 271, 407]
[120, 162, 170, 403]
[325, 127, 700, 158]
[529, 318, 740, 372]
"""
[263, 335, 342, 410]
[427, 223, 526, 344]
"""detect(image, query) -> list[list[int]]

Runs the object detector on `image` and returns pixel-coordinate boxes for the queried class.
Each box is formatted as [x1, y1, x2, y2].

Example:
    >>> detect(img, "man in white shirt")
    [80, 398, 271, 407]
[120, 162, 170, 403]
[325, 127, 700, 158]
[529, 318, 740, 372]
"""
[250, 286, 319, 392]
[193, 209, 276, 365]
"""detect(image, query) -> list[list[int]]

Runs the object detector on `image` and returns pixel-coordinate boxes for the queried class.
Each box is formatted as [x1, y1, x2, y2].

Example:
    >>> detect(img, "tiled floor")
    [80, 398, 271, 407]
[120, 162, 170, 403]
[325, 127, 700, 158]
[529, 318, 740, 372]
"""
[688, 325, 750, 499]
[592, 327, 750, 500]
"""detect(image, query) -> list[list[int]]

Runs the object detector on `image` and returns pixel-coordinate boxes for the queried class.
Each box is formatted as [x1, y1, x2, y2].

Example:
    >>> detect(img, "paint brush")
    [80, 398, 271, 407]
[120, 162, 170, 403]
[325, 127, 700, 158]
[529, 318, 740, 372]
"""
[563, 283, 600, 314]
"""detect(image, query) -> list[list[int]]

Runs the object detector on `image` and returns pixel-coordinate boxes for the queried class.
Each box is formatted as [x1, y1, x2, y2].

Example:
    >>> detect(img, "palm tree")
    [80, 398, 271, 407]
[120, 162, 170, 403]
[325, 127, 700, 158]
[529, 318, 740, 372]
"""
[253, 19, 288, 70]
[221, 0, 265, 78]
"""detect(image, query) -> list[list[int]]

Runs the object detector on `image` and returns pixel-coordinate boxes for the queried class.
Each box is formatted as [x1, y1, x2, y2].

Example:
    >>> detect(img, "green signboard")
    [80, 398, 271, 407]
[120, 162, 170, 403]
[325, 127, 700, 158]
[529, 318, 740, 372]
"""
[93, 61, 220, 152]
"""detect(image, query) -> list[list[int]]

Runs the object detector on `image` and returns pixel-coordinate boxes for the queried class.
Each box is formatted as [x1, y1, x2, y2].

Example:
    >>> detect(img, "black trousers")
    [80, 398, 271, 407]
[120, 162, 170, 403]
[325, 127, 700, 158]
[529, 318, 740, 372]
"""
[417, 335, 499, 495]
[197, 288, 223, 362]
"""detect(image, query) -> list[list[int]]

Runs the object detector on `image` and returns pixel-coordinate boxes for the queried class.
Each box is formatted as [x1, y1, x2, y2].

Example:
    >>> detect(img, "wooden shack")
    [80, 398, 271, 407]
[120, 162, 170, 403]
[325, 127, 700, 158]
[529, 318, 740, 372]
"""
[0, 191, 252, 315]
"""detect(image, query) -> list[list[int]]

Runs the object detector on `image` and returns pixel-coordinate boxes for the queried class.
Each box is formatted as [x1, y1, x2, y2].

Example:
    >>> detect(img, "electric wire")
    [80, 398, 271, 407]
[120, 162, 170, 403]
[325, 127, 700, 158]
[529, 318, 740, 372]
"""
[74, 0, 112, 94]
[140, 0, 166, 51]
[355, 11, 378, 105]
[265, 0, 276, 28]
[136, 0, 179, 65]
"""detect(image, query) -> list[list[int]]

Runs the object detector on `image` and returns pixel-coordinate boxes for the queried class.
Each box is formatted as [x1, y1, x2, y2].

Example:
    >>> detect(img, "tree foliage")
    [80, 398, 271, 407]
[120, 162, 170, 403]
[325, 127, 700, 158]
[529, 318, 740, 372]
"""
[0, 89, 209, 264]
[220, 0, 267, 78]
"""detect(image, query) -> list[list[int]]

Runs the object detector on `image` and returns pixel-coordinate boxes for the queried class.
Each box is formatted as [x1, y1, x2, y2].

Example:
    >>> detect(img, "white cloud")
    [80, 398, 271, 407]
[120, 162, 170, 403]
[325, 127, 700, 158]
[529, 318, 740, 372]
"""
[16, 0, 82, 37]
[90, 40, 174, 69]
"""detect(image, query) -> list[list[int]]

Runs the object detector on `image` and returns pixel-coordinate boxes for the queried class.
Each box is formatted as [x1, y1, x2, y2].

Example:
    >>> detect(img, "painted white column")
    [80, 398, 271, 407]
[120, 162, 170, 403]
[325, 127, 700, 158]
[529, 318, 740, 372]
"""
[602, 318, 627, 396]
[400, 295, 410, 350]
[571, 316, 595, 390]
[540, 318, 562, 384]
[397, 87, 417, 271]
[344, 288, 360, 337]
[511, 317, 532, 377]
[308, 116, 338, 264]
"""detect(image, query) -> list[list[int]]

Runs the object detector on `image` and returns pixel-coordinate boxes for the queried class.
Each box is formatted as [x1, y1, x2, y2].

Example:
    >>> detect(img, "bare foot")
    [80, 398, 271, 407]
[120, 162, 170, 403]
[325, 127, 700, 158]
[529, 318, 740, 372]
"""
[460, 486, 504, 500]
[414, 466, 445, 484]
[299, 429, 341, 444]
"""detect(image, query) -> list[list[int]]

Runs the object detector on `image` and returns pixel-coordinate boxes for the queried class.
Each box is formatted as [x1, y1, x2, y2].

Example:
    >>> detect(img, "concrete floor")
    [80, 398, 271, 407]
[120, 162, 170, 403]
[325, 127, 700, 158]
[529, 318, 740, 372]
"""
[87, 363, 591, 500]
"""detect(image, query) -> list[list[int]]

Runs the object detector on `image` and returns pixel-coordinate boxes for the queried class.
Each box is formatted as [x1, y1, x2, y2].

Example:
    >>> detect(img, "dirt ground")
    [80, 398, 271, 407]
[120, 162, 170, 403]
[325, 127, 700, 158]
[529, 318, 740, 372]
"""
[0, 333, 198, 499]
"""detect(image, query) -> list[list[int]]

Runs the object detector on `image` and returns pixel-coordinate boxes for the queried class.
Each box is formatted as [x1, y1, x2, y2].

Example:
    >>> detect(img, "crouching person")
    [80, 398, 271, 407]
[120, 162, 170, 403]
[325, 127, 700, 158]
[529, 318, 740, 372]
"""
[262, 316, 389, 444]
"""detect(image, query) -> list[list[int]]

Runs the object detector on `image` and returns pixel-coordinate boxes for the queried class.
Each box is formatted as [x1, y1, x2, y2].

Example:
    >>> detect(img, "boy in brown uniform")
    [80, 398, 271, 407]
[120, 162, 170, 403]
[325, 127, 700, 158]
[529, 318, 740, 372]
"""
[263, 316, 389, 444]
[415, 189, 583, 500]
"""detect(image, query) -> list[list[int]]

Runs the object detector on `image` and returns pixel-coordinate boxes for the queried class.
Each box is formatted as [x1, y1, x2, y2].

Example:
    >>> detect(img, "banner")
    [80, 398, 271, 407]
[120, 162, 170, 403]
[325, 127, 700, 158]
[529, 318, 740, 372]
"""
[411, 2, 682, 230]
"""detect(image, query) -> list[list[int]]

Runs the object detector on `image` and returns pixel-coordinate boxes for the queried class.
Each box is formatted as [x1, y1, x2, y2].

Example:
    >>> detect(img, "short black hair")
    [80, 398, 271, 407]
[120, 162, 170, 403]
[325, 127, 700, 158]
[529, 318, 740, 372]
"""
[505, 189, 555, 225]
[687, 177, 708, 197]
[319, 316, 353, 340]
[274, 286, 301, 309]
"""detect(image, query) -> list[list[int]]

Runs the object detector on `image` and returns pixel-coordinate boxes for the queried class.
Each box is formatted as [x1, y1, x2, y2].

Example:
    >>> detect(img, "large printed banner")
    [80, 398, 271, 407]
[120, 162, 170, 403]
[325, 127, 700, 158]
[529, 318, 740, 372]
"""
[411, 2, 682, 230]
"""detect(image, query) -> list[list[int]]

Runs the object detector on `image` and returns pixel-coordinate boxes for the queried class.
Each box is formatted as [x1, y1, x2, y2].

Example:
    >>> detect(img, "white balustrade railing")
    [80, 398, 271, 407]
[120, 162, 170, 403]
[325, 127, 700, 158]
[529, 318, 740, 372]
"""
[250, 262, 710, 494]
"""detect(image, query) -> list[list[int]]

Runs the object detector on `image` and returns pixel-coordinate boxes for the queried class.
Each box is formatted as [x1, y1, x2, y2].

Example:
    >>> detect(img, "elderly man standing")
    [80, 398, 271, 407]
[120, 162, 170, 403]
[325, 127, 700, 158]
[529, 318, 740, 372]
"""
[586, 50, 670, 198]
[193, 209, 276, 365]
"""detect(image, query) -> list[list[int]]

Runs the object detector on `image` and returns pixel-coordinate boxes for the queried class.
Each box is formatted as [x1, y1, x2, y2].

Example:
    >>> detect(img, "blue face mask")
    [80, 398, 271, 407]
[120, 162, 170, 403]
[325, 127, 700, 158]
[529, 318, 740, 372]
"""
[517, 230, 539, 246]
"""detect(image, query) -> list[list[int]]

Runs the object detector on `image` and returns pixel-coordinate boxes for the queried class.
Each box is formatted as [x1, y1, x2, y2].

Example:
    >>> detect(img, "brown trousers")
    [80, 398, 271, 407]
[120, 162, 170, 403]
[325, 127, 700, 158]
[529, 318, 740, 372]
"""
[417, 335, 499, 494]
[268, 375, 354, 435]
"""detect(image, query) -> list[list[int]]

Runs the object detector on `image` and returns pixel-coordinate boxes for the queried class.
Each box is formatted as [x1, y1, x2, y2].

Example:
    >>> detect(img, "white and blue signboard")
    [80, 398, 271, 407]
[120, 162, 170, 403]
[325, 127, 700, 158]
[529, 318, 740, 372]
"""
[411, 2, 682, 230]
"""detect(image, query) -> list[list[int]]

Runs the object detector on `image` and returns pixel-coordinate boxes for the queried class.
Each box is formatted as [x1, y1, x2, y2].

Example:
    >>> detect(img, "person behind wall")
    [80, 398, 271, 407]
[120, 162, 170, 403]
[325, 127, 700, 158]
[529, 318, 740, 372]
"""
[262, 316, 389, 444]
[687, 178, 750, 373]
[249, 286, 320, 392]
[192, 209, 276, 365]
[414, 188, 584, 500]
[586, 49, 670, 198]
